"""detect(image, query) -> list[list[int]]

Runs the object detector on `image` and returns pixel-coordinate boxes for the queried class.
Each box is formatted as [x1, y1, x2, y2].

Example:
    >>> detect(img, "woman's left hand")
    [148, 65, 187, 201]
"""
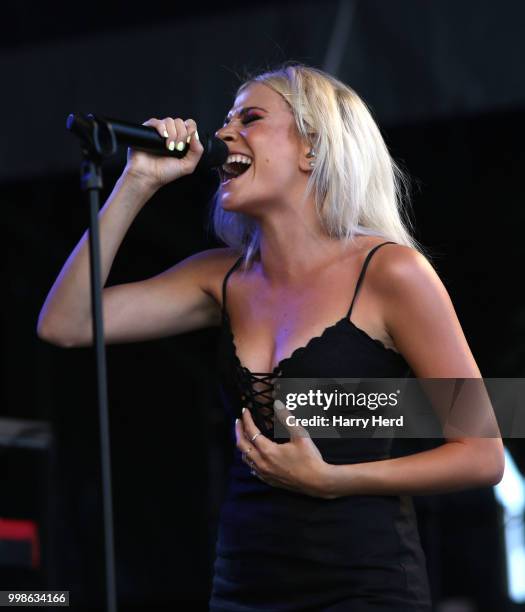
[235, 401, 335, 499]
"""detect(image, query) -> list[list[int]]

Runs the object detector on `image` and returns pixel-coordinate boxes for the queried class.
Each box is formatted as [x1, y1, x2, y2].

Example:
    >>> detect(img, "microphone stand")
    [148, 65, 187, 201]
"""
[67, 114, 224, 611]
[67, 114, 118, 612]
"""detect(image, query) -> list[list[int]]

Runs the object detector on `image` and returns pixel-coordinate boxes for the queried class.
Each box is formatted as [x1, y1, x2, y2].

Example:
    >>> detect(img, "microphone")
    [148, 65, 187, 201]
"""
[66, 113, 228, 171]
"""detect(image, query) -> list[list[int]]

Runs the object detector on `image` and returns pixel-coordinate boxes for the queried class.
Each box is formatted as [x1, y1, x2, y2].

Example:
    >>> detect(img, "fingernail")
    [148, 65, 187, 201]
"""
[195, 130, 199, 141]
[242, 407, 246, 414]
[163, 128, 169, 138]
[186, 134, 191, 144]
[235, 418, 239, 425]
[176, 141, 185, 151]
[168, 140, 175, 151]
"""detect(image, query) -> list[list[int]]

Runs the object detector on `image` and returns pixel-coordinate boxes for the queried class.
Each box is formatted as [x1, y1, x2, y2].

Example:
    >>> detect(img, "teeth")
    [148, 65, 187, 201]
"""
[222, 154, 253, 172]
[220, 154, 253, 182]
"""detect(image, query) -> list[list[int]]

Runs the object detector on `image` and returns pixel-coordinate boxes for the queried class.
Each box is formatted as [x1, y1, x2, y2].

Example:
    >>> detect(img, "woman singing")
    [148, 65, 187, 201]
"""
[38, 63, 504, 611]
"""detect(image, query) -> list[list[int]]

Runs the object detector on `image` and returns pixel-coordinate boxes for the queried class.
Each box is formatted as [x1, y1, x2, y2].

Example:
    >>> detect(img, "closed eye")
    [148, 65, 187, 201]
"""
[222, 114, 261, 127]
[242, 115, 261, 124]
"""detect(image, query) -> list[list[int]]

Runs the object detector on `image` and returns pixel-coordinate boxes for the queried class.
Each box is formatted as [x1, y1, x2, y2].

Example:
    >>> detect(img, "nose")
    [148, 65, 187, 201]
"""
[214, 122, 238, 142]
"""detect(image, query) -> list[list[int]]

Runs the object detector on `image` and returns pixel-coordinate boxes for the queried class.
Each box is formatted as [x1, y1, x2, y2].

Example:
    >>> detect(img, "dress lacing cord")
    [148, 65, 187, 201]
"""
[237, 368, 279, 433]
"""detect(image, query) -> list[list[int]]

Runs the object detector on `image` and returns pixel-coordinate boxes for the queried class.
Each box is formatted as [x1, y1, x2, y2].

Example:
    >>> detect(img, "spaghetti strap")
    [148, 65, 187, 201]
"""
[347, 241, 396, 318]
[221, 255, 243, 318]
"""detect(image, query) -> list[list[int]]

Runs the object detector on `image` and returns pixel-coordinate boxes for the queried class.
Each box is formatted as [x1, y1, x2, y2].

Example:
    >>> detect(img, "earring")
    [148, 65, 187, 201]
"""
[306, 147, 316, 168]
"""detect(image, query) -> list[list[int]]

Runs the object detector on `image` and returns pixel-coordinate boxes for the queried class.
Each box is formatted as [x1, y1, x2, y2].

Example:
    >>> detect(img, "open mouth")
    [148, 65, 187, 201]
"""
[218, 159, 253, 184]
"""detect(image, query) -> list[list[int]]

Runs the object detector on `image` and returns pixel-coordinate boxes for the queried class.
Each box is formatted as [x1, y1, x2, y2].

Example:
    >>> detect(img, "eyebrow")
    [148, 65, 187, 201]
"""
[224, 106, 267, 123]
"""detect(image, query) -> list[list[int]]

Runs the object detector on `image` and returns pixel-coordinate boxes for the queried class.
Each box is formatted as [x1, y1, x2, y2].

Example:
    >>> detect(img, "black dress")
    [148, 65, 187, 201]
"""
[210, 242, 432, 611]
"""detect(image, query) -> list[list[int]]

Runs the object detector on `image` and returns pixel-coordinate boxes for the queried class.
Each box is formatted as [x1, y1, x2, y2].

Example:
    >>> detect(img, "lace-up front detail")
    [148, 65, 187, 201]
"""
[221, 310, 280, 434]
[239, 365, 278, 432]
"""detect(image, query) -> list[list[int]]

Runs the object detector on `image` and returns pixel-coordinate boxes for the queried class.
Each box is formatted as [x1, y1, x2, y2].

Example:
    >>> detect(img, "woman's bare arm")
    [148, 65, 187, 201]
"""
[323, 246, 505, 497]
[36, 115, 237, 347]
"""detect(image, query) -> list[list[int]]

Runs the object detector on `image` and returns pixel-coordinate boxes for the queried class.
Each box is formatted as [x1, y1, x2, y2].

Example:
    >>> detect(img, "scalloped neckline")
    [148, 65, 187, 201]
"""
[222, 311, 403, 377]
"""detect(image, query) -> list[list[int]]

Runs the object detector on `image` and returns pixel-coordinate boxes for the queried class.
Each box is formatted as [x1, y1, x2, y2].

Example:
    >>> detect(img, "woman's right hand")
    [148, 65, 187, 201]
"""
[123, 117, 205, 190]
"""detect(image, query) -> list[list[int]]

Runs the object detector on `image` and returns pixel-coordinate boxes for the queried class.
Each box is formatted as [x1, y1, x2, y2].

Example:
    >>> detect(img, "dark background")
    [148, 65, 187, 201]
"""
[2, 1, 524, 610]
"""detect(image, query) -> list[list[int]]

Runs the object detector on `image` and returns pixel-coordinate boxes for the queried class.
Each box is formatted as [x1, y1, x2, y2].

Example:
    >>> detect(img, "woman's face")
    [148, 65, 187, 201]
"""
[214, 82, 310, 214]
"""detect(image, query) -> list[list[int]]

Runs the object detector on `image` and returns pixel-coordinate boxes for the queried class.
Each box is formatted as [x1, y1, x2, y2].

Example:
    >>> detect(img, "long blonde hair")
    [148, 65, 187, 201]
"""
[210, 62, 427, 266]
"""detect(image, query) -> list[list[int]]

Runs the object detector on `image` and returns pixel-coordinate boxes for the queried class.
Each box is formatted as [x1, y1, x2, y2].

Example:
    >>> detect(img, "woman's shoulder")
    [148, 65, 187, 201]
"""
[190, 246, 241, 267]
[356, 235, 429, 269]
[360, 237, 441, 305]
[188, 246, 243, 304]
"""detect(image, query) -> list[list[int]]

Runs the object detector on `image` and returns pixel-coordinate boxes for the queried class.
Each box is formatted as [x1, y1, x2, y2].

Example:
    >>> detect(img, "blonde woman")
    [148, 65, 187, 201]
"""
[38, 63, 504, 611]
